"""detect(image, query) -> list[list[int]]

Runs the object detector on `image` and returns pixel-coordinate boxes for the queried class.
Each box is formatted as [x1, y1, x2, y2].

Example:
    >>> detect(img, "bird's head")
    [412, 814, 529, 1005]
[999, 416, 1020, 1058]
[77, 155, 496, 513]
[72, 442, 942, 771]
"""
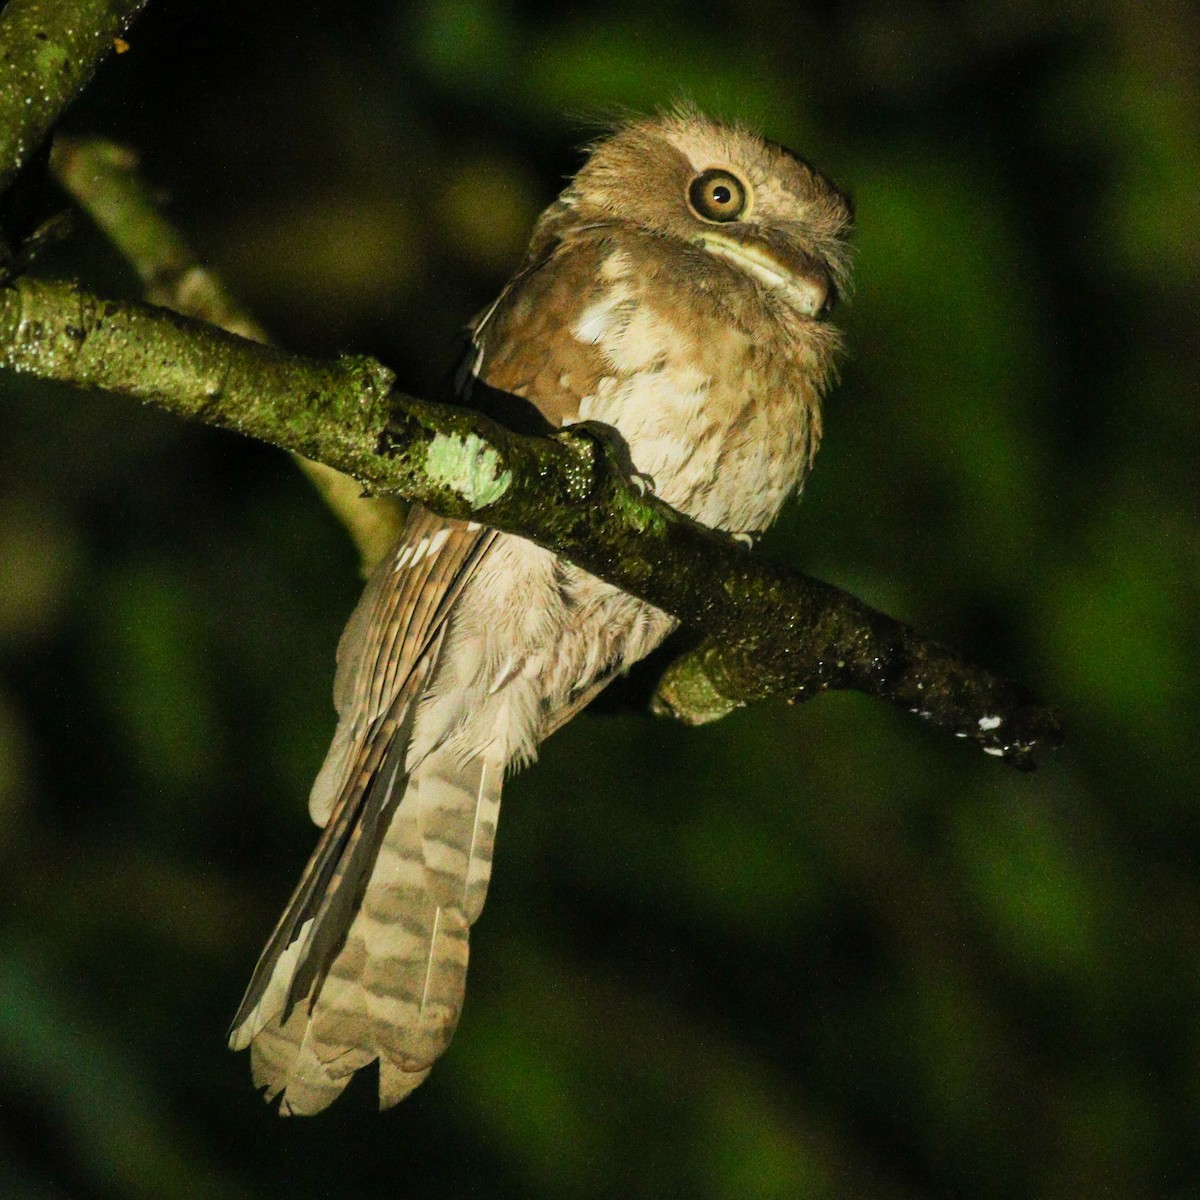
[562, 107, 854, 322]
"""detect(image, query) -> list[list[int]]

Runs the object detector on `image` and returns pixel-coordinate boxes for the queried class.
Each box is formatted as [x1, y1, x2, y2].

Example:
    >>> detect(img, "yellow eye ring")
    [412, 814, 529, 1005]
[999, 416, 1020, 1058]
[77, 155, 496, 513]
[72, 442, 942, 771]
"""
[688, 169, 748, 222]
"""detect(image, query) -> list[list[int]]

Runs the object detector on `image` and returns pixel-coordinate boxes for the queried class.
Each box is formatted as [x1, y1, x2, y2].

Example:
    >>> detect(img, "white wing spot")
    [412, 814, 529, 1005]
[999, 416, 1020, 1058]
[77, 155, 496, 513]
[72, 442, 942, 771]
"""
[600, 249, 632, 281]
[393, 545, 413, 572]
[574, 300, 612, 345]
[978, 714, 1002, 731]
[983, 747, 1005, 757]
[408, 536, 431, 566]
[427, 528, 451, 558]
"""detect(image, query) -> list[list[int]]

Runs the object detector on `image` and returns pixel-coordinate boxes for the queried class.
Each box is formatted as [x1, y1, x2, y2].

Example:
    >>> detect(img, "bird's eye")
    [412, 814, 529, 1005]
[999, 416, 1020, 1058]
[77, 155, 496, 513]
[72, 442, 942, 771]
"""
[688, 169, 747, 222]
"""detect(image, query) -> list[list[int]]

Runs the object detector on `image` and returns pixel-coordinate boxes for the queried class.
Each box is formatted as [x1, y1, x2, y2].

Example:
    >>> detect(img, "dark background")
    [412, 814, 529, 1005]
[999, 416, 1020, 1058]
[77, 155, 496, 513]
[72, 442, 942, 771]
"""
[2, 1, 1197, 1197]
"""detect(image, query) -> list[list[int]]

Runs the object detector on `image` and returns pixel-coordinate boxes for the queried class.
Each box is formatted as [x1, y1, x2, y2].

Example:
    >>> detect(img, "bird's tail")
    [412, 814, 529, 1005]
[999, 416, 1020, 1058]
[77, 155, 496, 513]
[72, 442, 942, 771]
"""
[229, 726, 504, 1115]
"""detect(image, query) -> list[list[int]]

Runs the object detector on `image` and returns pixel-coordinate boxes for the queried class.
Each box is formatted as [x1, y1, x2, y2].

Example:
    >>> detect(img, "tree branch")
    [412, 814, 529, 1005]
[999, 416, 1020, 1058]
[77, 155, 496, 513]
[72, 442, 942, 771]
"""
[0, 0, 148, 198]
[49, 136, 405, 574]
[0, 274, 1063, 766]
[0, 0, 1063, 767]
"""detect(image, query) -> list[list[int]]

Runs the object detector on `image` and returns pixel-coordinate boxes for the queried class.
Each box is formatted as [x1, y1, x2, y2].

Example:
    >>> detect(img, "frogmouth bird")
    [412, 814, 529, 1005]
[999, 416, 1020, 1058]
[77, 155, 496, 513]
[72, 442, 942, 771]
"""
[229, 107, 853, 1114]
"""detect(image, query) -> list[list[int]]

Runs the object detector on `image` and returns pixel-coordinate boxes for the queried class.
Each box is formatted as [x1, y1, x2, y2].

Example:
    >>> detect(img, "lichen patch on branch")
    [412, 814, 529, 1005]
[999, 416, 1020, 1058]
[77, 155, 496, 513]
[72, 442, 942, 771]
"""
[425, 432, 513, 508]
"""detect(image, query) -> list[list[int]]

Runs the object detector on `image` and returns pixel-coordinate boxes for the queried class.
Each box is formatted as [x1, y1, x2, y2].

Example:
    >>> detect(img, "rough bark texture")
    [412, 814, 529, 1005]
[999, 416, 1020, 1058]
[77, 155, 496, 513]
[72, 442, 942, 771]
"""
[0, 275, 1062, 764]
[50, 136, 405, 573]
[0, 0, 148, 197]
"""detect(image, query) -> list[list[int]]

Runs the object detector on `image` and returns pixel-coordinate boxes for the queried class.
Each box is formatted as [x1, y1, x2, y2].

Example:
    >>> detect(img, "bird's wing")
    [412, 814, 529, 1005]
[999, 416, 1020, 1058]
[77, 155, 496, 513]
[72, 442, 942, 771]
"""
[228, 507, 498, 1048]
[230, 231, 620, 1113]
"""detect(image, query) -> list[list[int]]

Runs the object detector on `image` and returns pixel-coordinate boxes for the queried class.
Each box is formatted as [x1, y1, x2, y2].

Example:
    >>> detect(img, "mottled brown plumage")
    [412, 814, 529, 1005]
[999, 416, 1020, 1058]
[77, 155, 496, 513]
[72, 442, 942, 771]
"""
[229, 107, 852, 1114]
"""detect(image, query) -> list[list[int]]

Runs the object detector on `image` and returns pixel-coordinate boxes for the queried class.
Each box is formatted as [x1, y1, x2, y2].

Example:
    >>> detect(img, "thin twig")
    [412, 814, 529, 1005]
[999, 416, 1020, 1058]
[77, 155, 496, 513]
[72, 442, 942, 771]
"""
[50, 136, 404, 573]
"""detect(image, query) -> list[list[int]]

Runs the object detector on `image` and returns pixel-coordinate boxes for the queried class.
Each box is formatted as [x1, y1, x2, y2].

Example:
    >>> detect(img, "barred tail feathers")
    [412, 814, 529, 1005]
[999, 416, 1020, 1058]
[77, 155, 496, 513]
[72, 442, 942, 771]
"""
[229, 734, 506, 1115]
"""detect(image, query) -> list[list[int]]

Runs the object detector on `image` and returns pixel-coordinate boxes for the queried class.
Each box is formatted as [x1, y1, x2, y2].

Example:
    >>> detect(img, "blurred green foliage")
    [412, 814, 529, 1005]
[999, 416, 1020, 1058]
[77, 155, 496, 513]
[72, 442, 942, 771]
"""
[1, 1, 1197, 1197]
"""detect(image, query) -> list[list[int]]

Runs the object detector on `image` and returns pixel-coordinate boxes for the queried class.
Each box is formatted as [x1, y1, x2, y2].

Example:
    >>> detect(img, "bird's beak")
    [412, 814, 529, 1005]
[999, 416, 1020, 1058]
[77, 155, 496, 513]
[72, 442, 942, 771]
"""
[698, 232, 831, 318]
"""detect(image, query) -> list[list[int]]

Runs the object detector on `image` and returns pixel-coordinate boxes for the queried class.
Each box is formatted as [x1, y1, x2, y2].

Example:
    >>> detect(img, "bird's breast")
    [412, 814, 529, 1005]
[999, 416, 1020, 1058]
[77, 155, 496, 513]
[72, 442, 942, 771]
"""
[476, 232, 823, 535]
[571, 244, 818, 533]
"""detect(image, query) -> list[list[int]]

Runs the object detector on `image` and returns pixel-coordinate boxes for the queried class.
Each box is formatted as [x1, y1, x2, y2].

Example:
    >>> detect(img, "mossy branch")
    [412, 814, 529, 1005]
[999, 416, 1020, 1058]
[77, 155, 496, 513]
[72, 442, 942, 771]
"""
[50, 137, 405, 574]
[0, 0, 148, 198]
[0, 0, 1063, 766]
[0, 274, 1062, 765]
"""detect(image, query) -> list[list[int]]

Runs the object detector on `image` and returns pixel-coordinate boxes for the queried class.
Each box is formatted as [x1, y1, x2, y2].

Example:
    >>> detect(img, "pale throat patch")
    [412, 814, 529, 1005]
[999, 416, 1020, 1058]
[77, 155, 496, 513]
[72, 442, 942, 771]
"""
[699, 234, 825, 317]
